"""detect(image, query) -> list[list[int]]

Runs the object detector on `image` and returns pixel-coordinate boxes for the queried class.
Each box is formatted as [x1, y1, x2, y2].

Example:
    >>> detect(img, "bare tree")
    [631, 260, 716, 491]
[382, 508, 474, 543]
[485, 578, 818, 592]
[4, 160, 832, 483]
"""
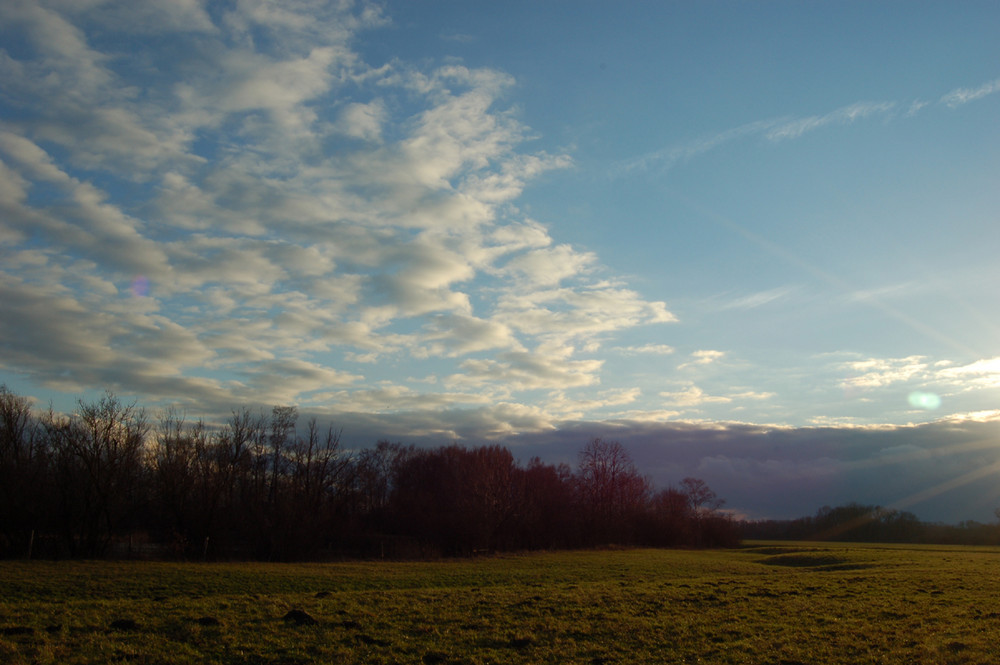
[676, 477, 735, 547]
[643, 487, 693, 547]
[464, 445, 522, 551]
[353, 441, 406, 516]
[680, 477, 723, 513]
[289, 418, 346, 512]
[212, 407, 267, 554]
[0, 386, 49, 556]
[268, 405, 298, 508]
[279, 417, 352, 557]
[151, 408, 217, 556]
[521, 457, 576, 549]
[0, 383, 747, 557]
[47, 392, 149, 556]
[576, 438, 650, 544]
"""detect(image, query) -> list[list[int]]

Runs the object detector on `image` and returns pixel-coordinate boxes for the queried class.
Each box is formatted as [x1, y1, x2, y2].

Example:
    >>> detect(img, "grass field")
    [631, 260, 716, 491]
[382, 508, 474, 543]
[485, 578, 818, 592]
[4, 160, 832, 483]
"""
[2, 542, 1000, 664]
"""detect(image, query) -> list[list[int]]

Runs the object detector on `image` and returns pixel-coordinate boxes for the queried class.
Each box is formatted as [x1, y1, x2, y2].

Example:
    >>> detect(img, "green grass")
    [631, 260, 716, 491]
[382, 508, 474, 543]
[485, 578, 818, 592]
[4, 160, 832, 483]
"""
[3, 542, 1000, 664]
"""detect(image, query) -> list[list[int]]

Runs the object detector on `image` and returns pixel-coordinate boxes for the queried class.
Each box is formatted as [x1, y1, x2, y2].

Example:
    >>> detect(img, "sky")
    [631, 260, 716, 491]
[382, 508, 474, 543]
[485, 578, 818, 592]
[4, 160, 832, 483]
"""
[1, 1, 999, 523]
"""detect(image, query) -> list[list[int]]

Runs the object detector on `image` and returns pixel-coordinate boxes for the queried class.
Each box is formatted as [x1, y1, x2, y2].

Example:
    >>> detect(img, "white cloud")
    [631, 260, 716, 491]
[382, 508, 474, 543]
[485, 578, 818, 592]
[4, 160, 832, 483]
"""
[0, 6, 199, 176]
[0, 1, 675, 420]
[501, 244, 596, 286]
[730, 390, 775, 402]
[245, 358, 361, 403]
[839, 355, 928, 390]
[937, 357, 1000, 389]
[489, 220, 553, 252]
[392, 68, 522, 191]
[613, 117, 781, 177]
[0, 267, 223, 398]
[679, 350, 725, 369]
[764, 101, 896, 141]
[544, 388, 642, 419]
[498, 285, 676, 342]
[616, 344, 675, 356]
[418, 314, 520, 358]
[316, 383, 489, 415]
[450, 346, 604, 392]
[353, 400, 557, 440]
[0, 132, 74, 184]
[844, 281, 920, 304]
[338, 101, 386, 142]
[212, 47, 345, 129]
[0, 136, 172, 278]
[0, 1, 113, 97]
[940, 77, 1000, 108]
[946, 410, 1000, 424]
[618, 74, 1000, 179]
[44, 0, 216, 33]
[905, 100, 929, 116]
[167, 236, 289, 294]
[660, 385, 731, 407]
[719, 286, 795, 310]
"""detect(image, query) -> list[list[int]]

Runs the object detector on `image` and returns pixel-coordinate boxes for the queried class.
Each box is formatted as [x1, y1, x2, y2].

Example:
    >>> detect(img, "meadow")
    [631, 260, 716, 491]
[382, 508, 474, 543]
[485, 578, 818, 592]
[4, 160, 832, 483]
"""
[2, 542, 1000, 664]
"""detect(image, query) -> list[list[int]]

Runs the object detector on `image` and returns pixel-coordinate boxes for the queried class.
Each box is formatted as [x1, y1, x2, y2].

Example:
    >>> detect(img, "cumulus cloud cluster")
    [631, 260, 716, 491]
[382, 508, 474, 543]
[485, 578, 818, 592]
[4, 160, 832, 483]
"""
[0, 1, 673, 427]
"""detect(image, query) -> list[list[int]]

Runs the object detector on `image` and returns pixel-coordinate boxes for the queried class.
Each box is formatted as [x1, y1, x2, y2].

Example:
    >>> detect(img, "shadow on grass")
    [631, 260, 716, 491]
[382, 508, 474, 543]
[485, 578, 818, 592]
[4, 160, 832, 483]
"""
[758, 553, 875, 571]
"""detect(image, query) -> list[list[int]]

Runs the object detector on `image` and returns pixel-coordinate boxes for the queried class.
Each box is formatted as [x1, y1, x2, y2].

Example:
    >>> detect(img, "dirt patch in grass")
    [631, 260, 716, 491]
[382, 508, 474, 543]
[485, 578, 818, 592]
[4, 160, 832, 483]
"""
[1, 626, 34, 637]
[282, 609, 317, 626]
[109, 618, 140, 631]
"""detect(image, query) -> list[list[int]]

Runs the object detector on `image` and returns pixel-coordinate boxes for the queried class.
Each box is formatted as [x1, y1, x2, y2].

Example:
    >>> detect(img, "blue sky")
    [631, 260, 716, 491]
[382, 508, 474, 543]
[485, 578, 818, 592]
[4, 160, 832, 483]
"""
[1, 1, 999, 521]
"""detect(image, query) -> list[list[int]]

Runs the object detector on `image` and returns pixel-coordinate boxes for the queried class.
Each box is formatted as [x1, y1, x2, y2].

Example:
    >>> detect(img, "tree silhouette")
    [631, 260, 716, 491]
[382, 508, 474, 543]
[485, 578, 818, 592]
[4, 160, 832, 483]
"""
[576, 438, 650, 545]
[45, 393, 149, 556]
[0, 385, 746, 558]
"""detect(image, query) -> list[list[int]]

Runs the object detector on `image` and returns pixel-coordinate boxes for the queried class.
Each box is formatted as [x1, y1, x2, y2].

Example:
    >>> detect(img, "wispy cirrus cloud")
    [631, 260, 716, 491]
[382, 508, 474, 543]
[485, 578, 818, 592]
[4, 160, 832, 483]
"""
[763, 101, 896, 141]
[617, 75, 1000, 176]
[612, 118, 781, 177]
[717, 286, 796, 311]
[940, 77, 1000, 108]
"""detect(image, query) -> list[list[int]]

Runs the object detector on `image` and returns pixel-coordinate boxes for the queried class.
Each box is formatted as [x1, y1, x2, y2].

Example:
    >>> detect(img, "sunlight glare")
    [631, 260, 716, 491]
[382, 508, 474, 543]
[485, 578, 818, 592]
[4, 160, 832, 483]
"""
[908, 391, 941, 410]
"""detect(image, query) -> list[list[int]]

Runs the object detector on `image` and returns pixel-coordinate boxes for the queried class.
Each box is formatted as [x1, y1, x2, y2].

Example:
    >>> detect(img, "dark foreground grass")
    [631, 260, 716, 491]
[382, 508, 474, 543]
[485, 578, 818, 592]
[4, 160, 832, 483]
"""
[2, 542, 1000, 664]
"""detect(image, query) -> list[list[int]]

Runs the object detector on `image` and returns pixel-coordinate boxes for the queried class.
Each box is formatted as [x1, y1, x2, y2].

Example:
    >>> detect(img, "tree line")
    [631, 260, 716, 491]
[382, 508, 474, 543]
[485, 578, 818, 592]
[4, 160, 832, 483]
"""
[740, 502, 1000, 546]
[0, 386, 738, 560]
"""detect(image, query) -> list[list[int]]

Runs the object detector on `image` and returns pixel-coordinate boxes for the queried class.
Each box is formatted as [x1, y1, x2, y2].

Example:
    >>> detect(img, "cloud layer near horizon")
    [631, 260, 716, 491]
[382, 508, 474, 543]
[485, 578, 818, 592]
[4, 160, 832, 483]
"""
[496, 415, 1000, 525]
[0, 1, 672, 426]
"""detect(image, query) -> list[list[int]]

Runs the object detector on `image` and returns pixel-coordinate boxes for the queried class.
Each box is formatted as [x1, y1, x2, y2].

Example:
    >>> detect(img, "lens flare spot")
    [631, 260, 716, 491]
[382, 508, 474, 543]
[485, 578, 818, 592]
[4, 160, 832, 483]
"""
[908, 391, 941, 410]
[130, 276, 150, 297]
